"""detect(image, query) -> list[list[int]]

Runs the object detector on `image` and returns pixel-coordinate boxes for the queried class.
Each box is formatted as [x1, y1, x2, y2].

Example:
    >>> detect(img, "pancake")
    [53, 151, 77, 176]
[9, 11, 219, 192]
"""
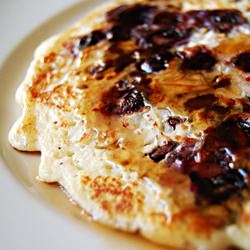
[9, 0, 250, 249]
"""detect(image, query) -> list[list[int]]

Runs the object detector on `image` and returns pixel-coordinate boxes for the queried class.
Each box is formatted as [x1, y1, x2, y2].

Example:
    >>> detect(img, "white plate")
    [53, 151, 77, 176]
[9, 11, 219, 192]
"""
[0, 1, 166, 249]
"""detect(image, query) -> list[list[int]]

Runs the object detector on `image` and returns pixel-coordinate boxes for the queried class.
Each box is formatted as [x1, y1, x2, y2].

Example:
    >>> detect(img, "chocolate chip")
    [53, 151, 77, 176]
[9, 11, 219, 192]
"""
[137, 51, 173, 73]
[149, 141, 178, 162]
[168, 117, 183, 129]
[106, 24, 131, 41]
[151, 27, 190, 47]
[79, 30, 106, 50]
[103, 84, 145, 116]
[190, 169, 247, 204]
[185, 9, 246, 33]
[106, 4, 154, 25]
[117, 90, 145, 115]
[209, 9, 246, 32]
[180, 46, 217, 71]
[213, 76, 231, 89]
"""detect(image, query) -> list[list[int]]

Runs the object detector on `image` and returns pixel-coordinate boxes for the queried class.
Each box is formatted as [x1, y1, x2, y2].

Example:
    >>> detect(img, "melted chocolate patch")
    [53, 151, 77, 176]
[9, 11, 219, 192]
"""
[77, 2, 249, 133]
[106, 4, 154, 25]
[184, 94, 218, 111]
[78, 5, 246, 53]
[185, 9, 246, 33]
[190, 169, 247, 204]
[180, 46, 217, 71]
[234, 51, 250, 73]
[136, 47, 174, 73]
[151, 27, 191, 48]
[137, 53, 173, 73]
[79, 30, 106, 50]
[165, 115, 250, 204]
[106, 4, 156, 42]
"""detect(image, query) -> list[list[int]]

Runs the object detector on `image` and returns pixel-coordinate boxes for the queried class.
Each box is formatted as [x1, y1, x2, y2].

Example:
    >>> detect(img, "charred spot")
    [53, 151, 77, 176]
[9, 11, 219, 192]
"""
[180, 46, 217, 71]
[79, 30, 106, 50]
[184, 94, 218, 111]
[103, 80, 145, 115]
[149, 141, 178, 163]
[213, 76, 231, 89]
[233, 51, 250, 73]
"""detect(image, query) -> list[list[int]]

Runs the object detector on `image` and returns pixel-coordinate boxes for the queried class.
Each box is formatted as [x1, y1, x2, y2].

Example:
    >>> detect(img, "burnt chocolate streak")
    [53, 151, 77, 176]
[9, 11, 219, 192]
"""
[165, 115, 250, 204]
